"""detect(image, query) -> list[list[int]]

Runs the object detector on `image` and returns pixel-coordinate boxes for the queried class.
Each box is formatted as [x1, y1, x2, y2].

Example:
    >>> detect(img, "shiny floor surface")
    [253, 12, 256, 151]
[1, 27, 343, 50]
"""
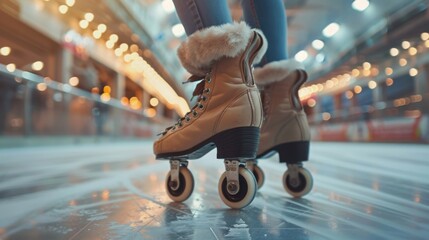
[0, 141, 428, 240]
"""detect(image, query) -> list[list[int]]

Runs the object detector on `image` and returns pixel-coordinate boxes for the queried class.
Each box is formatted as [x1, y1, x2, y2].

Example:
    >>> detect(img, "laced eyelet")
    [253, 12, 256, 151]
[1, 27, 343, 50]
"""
[207, 78, 211, 83]
[193, 111, 198, 116]
[202, 96, 207, 101]
[198, 104, 204, 109]
[204, 88, 210, 94]
[186, 117, 191, 122]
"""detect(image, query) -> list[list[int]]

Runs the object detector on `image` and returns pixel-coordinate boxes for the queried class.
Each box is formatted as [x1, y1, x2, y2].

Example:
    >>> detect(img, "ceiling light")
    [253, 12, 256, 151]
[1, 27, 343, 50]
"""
[93, 30, 102, 39]
[390, 48, 399, 57]
[58, 5, 68, 14]
[150, 97, 159, 107]
[0, 46, 11, 56]
[409, 68, 418, 77]
[401, 41, 410, 49]
[172, 24, 185, 38]
[65, 0, 75, 7]
[97, 24, 107, 33]
[6, 63, 16, 72]
[312, 39, 324, 50]
[294, 50, 308, 62]
[84, 13, 94, 22]
[352, 0, 369, 11]
[109, 34, 119, 42]
[114, 48, 123, 57]
[69, 77, 79, 86]
[37, 83, 47, 92]
[368, 80, 377, 89]
[32, 61, 44, 71]
[106, 41, 114, 49]
[385, 67, 393, 76]
[161, 0, 175, 14]
[354, 85, 362, 94]
[120, 43, 129, 51]
[307, 99, 316, 107]
[323, 22, 340, 37]
[421, 32, 429, 41]
[79, 19, 89, 29]
[408, 47, 417, 56]
[362, 62, 371, 70]
[130, 44, 139, 52]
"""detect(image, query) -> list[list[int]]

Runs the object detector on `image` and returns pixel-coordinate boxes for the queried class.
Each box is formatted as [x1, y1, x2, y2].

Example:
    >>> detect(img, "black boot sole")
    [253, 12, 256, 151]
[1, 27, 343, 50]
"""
[156, 127, 260, 160]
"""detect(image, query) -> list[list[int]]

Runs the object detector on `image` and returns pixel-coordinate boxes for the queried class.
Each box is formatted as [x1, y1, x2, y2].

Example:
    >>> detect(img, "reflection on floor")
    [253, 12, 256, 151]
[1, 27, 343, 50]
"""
[0, 141, 428, 240]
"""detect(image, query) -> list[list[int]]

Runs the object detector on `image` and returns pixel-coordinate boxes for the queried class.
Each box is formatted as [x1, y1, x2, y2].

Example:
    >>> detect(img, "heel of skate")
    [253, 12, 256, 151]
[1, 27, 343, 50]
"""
[214, 127, 260, 159]
[275, 141, 309, 164]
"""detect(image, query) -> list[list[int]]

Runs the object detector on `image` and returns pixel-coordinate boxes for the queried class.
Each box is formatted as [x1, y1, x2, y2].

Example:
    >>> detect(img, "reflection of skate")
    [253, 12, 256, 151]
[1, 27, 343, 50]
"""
[154, 22, 268, 209]
[249, 60, 313, 197]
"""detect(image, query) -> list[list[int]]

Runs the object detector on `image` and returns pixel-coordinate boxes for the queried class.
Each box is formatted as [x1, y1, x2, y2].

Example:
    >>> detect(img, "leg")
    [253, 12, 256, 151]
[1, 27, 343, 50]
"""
[173, 0, 232, 35]
[242, 1, 313, 197]
[241, 0, 288, 65]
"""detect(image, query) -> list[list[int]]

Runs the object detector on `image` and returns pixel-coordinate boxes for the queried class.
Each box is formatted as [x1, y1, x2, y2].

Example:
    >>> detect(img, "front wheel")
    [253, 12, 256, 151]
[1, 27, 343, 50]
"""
[165, 167, 194, 202]
[218, 167, 257, 209]
[282, 167, 313, 197]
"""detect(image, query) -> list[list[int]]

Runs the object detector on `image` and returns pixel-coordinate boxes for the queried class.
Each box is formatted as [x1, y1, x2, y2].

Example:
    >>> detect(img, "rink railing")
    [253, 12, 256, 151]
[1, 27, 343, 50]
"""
[309, 93, 429, 143]
[0, 65, 162, 144]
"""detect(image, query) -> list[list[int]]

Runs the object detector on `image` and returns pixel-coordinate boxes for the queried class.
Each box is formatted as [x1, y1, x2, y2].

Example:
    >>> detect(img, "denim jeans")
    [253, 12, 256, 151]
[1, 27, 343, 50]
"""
[172, 0, 288, 66]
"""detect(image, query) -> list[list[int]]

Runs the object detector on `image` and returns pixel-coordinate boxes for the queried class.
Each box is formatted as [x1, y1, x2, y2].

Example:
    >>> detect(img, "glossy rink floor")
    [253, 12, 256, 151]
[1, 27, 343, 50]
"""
[0, 141, 428, 240]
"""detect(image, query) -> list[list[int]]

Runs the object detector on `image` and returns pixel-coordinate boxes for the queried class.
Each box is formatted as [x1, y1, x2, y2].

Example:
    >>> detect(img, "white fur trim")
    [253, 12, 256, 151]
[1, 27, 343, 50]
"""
[177, 22, 267, 76]
[253, 59, 306, 86]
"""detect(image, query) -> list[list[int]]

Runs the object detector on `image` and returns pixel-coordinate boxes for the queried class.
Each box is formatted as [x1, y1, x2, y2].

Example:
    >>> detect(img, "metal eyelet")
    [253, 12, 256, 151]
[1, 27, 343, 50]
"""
[199, 104, 204, 109]
[204, 88, 210, 94]
[202, 96, 207, 101]
[193, 111, 198, 117]
[186, 117, 191, 122]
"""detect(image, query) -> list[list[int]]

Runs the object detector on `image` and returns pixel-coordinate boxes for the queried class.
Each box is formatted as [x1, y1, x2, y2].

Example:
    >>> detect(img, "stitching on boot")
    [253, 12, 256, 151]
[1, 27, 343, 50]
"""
[213, 89, 251, 134]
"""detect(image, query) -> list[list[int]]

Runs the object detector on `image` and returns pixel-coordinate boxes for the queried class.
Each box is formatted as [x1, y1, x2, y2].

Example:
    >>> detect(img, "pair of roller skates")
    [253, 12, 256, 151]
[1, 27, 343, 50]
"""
[154, 22, 313, 209]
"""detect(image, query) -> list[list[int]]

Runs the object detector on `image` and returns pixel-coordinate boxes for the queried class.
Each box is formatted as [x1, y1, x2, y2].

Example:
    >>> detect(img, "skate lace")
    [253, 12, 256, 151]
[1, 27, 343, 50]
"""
[158, 73, 212, 136]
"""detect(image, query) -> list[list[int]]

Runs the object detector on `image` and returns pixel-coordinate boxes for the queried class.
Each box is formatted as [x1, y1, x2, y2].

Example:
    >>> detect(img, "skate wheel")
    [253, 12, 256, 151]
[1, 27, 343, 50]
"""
[165, 167, 194, 202]
[218, 167, 257, 209]
[252, 165, 265, 189]
[282, 167, 313, 197]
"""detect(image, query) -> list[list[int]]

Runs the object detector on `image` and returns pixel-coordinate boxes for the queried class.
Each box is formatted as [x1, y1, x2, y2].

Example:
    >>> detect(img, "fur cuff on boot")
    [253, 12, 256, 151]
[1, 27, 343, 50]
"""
[177, 22, 267, 76]
[253, 59, 306, 86]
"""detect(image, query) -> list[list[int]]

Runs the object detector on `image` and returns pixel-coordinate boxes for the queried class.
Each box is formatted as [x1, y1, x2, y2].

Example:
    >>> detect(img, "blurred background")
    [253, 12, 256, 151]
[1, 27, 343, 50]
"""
[1, 0, 429, 147]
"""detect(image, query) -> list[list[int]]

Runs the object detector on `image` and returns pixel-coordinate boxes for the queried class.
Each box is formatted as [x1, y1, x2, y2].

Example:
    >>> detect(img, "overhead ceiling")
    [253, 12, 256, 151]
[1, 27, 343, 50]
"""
[158, 0, 428, 82]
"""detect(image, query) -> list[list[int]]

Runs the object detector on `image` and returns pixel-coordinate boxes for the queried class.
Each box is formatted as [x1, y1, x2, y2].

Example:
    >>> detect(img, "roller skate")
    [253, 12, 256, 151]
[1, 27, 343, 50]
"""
[248, 59, 313, 197]
[153, 22, 267, 209]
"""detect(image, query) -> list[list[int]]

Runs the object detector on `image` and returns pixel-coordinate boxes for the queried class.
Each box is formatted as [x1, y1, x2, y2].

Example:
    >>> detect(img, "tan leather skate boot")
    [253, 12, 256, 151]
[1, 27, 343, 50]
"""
[250, 59, 313, 197]
[153, 22, 267, 209]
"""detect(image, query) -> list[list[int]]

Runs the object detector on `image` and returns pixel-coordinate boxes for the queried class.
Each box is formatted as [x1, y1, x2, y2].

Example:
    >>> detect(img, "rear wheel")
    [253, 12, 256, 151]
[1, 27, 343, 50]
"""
[282, 167, 313, 197]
